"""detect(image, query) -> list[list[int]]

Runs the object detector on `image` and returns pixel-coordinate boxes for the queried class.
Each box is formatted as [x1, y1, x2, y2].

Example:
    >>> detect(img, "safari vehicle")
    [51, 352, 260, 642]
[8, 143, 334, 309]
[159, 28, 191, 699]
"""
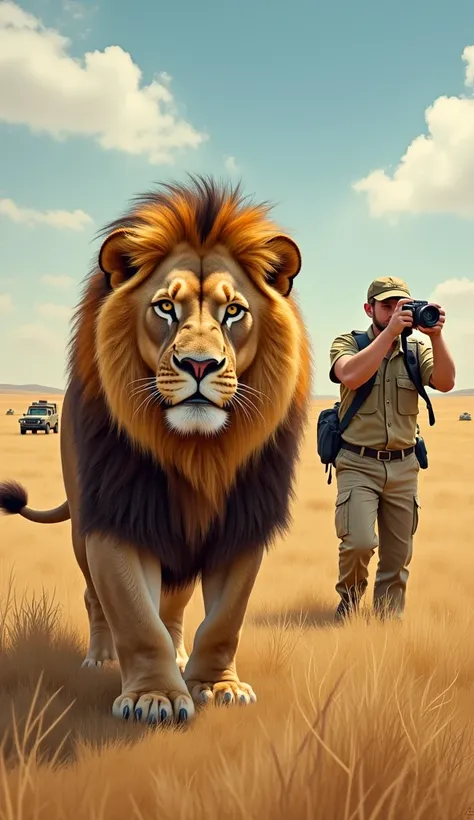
[459, 412, 472, 421]
[18, 400, 59, 435]
[5, 409, 14, 415]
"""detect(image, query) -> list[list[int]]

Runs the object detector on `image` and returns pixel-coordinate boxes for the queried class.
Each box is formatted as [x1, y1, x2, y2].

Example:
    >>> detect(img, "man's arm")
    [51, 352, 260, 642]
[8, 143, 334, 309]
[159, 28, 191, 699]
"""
[332, 328, 394, 391]
[332, 299, 415, 391]
[430, 335, 455, 392]
[418, 305, 455, 393]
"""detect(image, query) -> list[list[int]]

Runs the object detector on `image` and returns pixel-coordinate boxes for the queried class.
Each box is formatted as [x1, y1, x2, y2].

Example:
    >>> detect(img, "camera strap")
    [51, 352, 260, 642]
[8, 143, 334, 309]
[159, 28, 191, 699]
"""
[338, 332, 377, 433]
[334, 330, 435, 434]
[401, 331, 436, 426]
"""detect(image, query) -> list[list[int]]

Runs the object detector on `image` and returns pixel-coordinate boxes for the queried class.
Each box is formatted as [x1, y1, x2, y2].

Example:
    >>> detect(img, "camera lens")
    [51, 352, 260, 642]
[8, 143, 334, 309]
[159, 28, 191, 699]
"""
[419, 305, 440, 327]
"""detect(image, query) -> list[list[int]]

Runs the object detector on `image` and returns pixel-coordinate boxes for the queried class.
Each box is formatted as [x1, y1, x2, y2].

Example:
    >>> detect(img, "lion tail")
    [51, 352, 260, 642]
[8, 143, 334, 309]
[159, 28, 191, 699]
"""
[0, 480, 70, 524]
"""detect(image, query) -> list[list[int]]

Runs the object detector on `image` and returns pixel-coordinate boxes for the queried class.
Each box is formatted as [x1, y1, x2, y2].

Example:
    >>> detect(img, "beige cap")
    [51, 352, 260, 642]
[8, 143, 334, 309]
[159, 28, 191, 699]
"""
[367, 276, 411, 302]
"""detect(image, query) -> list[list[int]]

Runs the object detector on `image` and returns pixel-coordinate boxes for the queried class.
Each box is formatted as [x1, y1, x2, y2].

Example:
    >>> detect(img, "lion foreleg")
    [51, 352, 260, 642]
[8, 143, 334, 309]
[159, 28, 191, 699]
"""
[85, 533, 194, 725]
[82, 584, 117, 668]
[159, 584, 195, 675]
[71, 529, 117, 668]
[184, 547, 263, 708]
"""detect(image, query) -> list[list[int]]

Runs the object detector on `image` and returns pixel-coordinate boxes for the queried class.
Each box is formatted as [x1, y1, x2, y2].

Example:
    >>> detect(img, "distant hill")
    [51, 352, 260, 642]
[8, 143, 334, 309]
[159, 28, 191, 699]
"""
[0, 384, 64, 395]
[1, 385, 473, 399]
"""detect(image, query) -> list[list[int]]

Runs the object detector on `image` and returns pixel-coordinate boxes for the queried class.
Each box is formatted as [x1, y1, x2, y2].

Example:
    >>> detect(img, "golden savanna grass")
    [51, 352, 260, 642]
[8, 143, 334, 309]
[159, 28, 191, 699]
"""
[1, 391, 474, 819]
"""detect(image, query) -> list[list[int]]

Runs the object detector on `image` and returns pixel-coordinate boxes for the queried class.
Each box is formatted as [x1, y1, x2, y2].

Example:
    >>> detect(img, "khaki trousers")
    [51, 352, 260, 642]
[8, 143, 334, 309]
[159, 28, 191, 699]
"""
[334, 446, 420, 615]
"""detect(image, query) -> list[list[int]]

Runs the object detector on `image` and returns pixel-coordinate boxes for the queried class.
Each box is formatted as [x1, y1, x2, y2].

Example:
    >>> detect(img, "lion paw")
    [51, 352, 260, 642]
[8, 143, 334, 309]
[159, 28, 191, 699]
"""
[82, 657, 105, 669]
[112, 689, 195, 725]
[81, 646, 117, 669]
[187, 679, 257, 707]
[80, 628, 117, 668]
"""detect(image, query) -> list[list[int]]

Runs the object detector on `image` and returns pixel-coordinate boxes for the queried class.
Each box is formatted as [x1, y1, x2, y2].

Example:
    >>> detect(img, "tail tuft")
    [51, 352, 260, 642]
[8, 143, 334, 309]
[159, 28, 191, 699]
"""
[0, 481, 28, 514]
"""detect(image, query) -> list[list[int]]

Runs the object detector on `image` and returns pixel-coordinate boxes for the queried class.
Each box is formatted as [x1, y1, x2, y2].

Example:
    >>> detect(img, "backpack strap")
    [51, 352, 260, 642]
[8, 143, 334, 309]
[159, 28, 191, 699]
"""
[401, 333, 436, 426]
[338, 332, 378, 434]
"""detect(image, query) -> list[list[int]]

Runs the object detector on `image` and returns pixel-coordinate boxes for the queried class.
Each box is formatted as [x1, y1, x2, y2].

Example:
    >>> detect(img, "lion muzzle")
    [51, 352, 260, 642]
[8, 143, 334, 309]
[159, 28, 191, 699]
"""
[173, 354, 225, 383]
[163, 352, 232, 435]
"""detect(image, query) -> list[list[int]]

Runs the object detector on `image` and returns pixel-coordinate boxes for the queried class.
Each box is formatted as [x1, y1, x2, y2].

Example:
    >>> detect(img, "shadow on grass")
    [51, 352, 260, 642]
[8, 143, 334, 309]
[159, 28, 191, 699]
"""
[0, 571, 154, 769]
[250, 601, 336, 630]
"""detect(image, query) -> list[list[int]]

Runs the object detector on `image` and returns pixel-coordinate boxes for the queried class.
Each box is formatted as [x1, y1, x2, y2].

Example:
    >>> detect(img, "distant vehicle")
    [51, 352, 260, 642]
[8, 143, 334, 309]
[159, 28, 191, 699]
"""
[5, 408, 14, 415]
[459, 412, 472, 421]
[18, 399, 59, 435]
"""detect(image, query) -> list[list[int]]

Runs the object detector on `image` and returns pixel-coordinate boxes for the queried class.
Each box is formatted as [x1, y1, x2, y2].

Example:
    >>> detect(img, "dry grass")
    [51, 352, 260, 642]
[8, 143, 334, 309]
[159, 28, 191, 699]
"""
[1, 392, 474, 819]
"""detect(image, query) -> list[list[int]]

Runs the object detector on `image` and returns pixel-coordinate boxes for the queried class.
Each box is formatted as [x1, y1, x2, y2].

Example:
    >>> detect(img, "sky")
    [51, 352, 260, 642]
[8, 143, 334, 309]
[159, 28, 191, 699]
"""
[0, 0, 473, 400]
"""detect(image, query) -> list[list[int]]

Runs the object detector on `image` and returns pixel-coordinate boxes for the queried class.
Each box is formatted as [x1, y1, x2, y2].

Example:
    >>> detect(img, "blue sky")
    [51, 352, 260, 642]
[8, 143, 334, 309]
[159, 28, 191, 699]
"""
[0, 0, 473, 396]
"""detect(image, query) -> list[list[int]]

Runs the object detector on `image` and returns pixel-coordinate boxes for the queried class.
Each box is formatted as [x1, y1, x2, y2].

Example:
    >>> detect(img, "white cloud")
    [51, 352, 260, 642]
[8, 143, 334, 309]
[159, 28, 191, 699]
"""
[0, 197, 92, 230]
[353, 45, 474, 220]
[225, 156, 239, 174]
[0, 2, 207, 165]
[427, 277, 474, 390]
[40, 274, 75, 289]
[10, 322, 59, 352]
[61, 0, 88, 20]
[36, 302, 72, 320]
[429, 277, 474, 335]
[4, 321, 68, 386]
[0, 293, 14, 314]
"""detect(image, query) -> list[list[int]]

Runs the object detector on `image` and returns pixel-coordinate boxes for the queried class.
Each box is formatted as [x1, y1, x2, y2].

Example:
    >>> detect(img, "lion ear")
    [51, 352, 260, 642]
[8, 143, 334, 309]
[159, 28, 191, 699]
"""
[265, 235, 302, 298]
[98, 229, 140, 290]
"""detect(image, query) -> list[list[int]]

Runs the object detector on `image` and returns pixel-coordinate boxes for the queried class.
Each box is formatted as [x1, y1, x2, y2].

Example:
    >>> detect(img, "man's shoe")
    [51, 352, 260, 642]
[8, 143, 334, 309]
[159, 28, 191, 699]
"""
[334, 587, 364, 622]
[334, 598, 355, 622]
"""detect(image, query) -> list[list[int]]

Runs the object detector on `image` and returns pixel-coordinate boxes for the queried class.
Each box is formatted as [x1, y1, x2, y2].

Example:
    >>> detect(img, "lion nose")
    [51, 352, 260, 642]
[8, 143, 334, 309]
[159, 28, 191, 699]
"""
[173, 355, 224, 381]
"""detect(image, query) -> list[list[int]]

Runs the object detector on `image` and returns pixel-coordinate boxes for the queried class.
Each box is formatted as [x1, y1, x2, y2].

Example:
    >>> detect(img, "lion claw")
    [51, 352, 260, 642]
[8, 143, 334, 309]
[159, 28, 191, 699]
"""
[112, 691, 195, 726]
[188, 679, 257, 708]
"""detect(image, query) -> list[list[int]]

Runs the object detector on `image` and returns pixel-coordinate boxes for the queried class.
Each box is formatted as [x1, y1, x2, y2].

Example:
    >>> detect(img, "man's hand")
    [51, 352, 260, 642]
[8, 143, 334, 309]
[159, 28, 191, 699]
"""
[418, 303, 445, 337]
[385, 298, 414, 339]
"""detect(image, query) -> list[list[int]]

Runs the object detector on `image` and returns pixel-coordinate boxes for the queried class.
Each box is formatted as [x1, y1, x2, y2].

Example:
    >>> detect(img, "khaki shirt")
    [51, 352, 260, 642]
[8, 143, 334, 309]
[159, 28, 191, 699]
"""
[329, 326, 434, 450]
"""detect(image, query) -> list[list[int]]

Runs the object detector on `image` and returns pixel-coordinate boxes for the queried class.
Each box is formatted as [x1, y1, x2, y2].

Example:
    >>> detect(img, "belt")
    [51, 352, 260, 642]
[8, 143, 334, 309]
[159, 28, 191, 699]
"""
[341, 441, 415, 461]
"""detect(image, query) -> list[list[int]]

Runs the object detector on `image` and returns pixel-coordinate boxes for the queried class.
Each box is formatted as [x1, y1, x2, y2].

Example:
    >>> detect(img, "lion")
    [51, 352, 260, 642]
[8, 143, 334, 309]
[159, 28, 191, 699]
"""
[0, 175, 312, 726]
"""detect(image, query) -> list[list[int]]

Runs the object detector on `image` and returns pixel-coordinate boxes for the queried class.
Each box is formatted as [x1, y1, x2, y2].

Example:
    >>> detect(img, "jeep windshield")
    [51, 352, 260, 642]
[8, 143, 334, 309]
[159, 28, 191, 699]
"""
[26, 407, 48, 415]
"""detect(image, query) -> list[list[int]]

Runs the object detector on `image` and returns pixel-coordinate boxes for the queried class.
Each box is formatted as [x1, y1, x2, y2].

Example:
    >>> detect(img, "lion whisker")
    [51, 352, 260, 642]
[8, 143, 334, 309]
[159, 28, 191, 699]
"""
[237, 383, 272, 404]
[128, 384, 158, 398]
[232, 391, 266, 425]
[126, 377, 157, 388]
[235, 391, 266, 424]
[131, 387, 165, 420]
[230, 394, 253, 427]
[143, 391, 162, 417]
[128, 385, 163, 403]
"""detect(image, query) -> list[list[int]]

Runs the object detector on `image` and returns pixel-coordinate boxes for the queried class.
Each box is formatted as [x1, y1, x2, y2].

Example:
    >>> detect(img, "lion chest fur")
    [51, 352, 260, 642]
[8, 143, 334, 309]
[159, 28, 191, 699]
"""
[70, 378, 306, 590]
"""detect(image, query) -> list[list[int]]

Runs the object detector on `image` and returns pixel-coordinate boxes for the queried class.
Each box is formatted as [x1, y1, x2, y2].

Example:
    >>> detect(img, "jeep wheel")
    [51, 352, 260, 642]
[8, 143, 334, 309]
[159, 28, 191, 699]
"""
[45, 424, 50, 435]
[53, 423, 59, 433]
[20, 428, 26, 435]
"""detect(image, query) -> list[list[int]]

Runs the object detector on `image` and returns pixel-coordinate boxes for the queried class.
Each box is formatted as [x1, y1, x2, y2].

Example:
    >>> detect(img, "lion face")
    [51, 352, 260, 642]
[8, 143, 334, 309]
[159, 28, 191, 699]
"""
[68, 176, 311, 563]
[133, 244, 266, 436]
[74, 177, 311, 514]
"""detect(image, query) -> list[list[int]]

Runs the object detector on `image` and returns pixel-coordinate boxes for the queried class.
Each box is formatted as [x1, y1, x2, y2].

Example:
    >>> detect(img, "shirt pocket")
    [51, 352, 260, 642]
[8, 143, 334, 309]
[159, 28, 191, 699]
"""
[396, 376, 418, 415]
[357, 373, 380, 415]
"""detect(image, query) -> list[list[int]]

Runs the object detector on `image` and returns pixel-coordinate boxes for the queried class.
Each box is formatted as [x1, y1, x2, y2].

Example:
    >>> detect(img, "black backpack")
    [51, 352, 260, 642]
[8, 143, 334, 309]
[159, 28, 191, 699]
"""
[316, 330, 435, 484]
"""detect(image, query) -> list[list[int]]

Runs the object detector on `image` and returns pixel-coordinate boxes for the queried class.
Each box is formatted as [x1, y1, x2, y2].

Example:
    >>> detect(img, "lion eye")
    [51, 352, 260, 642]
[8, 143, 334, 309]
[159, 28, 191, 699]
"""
[152, 299, 178, 322]
[223, 304, 247, 325]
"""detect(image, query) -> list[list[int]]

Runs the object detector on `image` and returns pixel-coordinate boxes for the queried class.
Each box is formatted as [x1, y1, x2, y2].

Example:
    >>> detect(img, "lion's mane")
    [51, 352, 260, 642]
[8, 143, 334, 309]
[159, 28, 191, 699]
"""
[67, 175, 312, 589]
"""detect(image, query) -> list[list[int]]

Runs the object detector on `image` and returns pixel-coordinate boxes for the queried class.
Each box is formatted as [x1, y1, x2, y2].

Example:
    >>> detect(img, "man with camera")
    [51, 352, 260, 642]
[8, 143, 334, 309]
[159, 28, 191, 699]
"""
[328, 276, 455, 622]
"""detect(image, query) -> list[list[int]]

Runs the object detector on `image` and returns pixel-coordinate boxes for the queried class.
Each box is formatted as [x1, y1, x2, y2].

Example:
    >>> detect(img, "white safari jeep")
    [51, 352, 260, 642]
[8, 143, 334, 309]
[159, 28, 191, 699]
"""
[18, 400, 59, 435]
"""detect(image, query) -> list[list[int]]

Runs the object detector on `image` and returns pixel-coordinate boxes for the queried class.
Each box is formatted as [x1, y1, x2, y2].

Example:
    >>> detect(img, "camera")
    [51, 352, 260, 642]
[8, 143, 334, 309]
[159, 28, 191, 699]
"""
[404, 300, 440, 328]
